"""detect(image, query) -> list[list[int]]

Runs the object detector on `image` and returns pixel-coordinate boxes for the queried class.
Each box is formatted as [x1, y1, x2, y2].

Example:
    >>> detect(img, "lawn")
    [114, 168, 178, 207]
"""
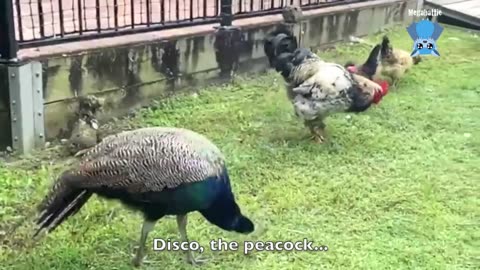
[0, 25, 479, 270]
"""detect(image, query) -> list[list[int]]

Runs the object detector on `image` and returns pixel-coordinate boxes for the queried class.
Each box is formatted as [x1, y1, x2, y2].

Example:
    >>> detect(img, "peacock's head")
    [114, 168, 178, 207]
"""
[231, 215, 255, 234]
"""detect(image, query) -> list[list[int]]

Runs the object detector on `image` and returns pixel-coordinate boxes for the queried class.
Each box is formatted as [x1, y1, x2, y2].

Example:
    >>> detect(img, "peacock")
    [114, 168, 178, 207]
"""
[33, 127, 254, 267]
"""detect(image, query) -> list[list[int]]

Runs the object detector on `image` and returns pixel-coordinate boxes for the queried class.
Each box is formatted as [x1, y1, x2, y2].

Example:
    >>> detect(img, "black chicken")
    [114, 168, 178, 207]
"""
[344, 44, 383, 80]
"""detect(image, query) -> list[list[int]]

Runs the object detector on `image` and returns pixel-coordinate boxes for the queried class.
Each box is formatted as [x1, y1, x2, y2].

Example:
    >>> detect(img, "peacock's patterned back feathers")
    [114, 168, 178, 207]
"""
[52, 127, 226, 197]
[34, 127, 255, 238]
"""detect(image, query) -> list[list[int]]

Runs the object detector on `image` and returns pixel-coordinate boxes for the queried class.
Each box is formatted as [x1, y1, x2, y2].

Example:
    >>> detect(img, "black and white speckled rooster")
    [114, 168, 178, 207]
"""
[270, 47, 388, 143]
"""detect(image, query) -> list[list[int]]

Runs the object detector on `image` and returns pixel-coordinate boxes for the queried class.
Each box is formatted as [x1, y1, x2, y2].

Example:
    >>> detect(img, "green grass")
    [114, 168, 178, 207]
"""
[1, 25, 479, 270]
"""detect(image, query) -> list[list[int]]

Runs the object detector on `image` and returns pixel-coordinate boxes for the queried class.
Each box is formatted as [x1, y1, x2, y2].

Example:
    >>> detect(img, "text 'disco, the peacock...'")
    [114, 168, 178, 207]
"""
[152, 238, 329, 255]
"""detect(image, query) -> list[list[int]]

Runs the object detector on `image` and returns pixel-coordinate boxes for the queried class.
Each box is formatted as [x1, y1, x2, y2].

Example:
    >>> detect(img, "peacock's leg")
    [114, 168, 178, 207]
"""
[132, 220, 157, 267]
[177, 214, 207, 265]
[305, 119, 326, 143]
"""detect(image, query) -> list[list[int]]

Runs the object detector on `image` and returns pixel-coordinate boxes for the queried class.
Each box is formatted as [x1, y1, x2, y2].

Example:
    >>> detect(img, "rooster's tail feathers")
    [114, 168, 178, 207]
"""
[264, 27, 298, 66]
[380, 35, 392, 58]
[360, 44, 382, 78]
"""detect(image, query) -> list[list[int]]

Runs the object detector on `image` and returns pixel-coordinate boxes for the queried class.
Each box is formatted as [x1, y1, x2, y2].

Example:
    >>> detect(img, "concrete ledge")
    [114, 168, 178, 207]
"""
[1, 0, 417, 143]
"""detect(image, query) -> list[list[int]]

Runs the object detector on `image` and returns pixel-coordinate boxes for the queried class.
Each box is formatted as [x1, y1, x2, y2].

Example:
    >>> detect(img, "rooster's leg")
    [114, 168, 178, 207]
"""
[305, 119, 326, 143]
[312, 126, 326, 143]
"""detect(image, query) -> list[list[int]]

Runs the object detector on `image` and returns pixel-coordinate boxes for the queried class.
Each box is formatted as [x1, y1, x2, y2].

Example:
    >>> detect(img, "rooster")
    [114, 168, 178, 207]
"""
[345, 36, 420, 86]
[344, 44, 390, 95]
[272, 48, 388, 143]
[344, 44, 383, 80]
[375, 36, 421, 85]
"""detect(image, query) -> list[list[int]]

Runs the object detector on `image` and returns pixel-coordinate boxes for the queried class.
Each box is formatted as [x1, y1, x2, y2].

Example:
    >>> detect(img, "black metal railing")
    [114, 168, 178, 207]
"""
[1, 0, 367, 58]
[233, 0, 370, 18]
[11, 0, 222, 47]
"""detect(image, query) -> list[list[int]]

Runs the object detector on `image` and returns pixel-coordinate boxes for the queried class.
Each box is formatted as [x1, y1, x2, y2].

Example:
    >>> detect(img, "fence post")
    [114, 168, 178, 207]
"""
[0, 0, 18, 62]
[0, 1, 45, 154]
[220, 0, 233, 26]
[214, 0, 242, 79]
[7, 62, 45, 154]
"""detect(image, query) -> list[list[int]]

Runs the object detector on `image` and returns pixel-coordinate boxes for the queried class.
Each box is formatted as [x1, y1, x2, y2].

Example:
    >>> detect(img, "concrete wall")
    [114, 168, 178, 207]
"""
[0, 0, 417, 144]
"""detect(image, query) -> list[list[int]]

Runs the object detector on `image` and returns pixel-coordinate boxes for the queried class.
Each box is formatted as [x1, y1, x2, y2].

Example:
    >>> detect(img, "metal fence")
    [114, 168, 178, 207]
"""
[233, 0, 349, 16]
[0, 0, 364, 58]
[12, 0, 223, 46]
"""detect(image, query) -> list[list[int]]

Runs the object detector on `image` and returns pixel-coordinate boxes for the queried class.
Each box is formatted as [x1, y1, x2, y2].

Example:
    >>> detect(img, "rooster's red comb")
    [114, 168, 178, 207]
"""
[376, 80, 389, 96]
[346, 65, 358, 74]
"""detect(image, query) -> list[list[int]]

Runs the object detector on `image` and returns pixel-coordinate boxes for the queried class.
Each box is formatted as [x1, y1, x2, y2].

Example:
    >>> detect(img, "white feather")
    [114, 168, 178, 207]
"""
[289, 60, 355, 121]
[303, 63, 353, 92]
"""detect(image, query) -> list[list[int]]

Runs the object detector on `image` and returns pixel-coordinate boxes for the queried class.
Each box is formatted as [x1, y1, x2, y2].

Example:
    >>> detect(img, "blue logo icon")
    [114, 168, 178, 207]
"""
[406, 19, 444, 57]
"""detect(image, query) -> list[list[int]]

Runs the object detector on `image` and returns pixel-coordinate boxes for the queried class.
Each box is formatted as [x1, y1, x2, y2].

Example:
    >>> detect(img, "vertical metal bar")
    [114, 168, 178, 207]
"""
[260, 0, 264, 11]
[175, 0, 179, 21]
[146, 0, 151, 26]
[139, 0, 143, 23]
[49, 0, 55, 37]
[220, 0, 232, 26]
[83, 0, 87, 30]
[238, 0, 242, 14]
[37, 0, 45, 37]
[77, 0, 83, 34]
[15, 0, 24, 42]
[0, 0, 18, 60]
[95, 0, 101, 32]
[130, 0, 135, 28]
[58, 0, 65, 36]
[114, 0, 118, 30]
[250, 0, 253, 13]
[70, 0, 76, 32]
[160, 0, 165, 23]
[190, 0, 194, 21]
[28, 0, 36, 39]
[203, 0, 207, 18]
